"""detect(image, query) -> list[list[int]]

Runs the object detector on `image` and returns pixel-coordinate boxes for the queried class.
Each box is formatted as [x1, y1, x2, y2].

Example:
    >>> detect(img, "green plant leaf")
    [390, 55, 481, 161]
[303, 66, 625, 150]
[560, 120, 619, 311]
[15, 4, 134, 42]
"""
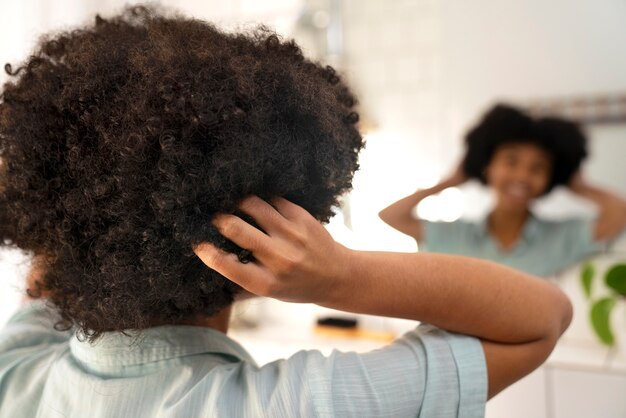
[605, 264, 626, 296]
[580, 262, 595, 299]
[590, 297, 616, 346]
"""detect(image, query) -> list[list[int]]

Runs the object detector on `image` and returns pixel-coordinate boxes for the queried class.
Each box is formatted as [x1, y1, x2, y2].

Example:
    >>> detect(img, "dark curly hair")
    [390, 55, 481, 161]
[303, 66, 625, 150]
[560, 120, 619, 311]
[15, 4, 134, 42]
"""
[0, 5, 363, 340]
[462, 103, 588, 193]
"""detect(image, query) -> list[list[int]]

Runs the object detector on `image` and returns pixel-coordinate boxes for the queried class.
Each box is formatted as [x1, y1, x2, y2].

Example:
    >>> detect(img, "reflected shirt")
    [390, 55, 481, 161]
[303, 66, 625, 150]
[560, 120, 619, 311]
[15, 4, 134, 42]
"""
[421, 214, 604, 277]
[0, 300, 487, 418]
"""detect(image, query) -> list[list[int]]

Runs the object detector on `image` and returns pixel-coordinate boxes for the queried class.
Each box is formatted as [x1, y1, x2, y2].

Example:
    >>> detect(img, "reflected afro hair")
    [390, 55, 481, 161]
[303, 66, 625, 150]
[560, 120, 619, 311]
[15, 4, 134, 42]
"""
[462, 104, 588, 193]
[0, 6, 363, 340]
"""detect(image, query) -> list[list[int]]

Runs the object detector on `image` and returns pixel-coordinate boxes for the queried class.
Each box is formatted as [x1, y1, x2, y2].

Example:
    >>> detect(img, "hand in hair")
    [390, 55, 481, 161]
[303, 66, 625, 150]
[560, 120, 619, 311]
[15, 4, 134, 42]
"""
[194, 196, 349, 305]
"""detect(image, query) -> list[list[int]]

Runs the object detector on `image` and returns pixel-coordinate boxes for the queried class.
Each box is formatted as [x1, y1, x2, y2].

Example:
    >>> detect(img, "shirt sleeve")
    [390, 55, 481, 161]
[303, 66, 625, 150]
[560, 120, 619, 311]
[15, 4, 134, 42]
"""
[420, 221, 468, 254]
[420, 220, 445, 251]
[0, 299, 72, 354]
[238, 324, 487, 418]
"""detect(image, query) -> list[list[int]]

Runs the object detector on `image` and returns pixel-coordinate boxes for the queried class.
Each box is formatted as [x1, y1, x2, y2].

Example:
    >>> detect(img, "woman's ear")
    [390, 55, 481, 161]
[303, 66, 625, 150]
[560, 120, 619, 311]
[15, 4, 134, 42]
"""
[23, 255, 50, 302]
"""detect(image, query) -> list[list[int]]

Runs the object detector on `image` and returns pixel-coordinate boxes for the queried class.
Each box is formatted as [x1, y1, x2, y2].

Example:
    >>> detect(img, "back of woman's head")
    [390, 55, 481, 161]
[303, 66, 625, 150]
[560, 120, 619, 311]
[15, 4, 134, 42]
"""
[462, 103, 587, 192]
[0, 6, 363, 340]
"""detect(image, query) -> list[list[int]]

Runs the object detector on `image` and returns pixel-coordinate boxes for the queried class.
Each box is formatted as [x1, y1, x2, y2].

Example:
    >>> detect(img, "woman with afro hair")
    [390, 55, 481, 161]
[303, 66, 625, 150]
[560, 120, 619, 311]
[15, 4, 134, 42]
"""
[0, 6, 573, 417]
[380, 104, 626, 277]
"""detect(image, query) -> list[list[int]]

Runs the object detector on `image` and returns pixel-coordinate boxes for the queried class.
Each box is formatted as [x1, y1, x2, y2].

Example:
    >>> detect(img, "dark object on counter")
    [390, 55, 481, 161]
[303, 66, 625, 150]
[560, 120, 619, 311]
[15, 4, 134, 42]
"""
[316, 316, 358, 328]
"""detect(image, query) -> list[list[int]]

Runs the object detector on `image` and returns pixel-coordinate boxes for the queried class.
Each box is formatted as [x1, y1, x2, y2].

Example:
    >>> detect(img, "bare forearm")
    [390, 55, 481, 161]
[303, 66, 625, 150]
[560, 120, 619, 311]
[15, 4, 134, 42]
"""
[379, 180, 458, 239]
[328, 250, 572, 345]
[380, 182, 452, 221]
[200, 196, 571, 343]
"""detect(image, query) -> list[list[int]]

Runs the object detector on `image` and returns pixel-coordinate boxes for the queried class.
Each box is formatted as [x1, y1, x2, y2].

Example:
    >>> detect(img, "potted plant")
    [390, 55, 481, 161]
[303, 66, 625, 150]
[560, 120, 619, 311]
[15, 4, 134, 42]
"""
[581, 260, 626, 345]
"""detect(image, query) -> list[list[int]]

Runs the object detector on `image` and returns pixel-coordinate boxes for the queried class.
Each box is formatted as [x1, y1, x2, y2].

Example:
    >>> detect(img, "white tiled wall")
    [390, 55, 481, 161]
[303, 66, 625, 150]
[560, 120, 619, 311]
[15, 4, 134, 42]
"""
[341, 0, 444, 252]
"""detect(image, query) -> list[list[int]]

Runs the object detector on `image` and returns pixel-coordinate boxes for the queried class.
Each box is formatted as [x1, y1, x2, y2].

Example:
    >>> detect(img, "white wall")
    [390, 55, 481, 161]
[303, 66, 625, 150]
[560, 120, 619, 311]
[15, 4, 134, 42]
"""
[0, 250, 29, 327]
[341, 0, 441, 251]
[439, 0, 626, 120]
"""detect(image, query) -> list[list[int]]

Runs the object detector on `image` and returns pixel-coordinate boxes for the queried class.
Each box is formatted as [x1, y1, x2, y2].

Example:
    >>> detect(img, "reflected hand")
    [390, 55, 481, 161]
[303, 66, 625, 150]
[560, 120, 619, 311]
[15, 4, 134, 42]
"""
[193, 196, 351, 306]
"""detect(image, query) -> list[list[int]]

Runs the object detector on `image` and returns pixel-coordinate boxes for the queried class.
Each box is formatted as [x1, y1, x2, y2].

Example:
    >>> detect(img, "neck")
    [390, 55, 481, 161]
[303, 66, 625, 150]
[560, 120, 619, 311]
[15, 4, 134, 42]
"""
[490, 203, 530, 227]
[155, 305, 233, 334]
[487, 204, 531, 250]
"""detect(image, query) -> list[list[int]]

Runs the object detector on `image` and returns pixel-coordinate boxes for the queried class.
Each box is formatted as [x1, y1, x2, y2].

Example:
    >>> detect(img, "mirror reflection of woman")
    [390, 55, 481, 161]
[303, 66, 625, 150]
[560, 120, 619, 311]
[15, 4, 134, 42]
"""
[380, 104, 626, 277]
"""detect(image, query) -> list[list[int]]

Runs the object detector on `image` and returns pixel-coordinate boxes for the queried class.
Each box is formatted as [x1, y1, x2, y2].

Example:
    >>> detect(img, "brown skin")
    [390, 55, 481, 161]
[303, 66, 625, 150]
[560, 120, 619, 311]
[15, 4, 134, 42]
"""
[22, 256, 49, 303]
[379, 142, 626, 250]
[178, 309, 231, 334]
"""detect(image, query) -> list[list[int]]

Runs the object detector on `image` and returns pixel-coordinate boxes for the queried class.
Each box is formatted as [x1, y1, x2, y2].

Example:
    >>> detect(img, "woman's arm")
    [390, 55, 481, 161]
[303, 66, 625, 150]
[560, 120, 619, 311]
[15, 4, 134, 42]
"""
[194, 196, 573, 398]
[568, 172, 626, 241]
[378, 165, 466, 241]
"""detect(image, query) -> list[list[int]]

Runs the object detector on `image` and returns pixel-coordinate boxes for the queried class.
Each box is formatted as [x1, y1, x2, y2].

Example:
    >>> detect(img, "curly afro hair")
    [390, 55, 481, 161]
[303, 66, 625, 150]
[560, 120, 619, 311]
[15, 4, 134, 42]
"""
[462, 103, 588, 193]
[0, 5, 363, 340]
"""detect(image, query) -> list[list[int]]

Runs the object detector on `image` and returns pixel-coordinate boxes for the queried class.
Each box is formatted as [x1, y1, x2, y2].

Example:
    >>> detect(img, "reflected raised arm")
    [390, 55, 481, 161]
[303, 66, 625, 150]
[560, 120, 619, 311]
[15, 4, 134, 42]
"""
[378, 164, 467, 241]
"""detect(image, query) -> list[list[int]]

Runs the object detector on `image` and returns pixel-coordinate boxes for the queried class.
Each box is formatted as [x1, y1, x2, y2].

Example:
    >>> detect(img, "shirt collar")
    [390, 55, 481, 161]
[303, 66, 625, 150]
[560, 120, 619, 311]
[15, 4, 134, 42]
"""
[475, 212, 540, 243]
[70, 324, 257, 370]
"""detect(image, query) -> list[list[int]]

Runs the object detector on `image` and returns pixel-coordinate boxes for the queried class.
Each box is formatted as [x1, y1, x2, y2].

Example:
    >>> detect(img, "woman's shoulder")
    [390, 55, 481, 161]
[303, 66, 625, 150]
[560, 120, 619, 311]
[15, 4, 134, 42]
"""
[532, 214, 594, 232]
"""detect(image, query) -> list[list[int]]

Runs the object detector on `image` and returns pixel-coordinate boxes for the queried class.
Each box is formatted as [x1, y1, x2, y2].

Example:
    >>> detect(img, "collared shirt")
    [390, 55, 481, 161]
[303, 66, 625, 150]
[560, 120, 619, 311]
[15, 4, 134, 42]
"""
[0, 300, 487, 418]
[421, 214, 604, 277]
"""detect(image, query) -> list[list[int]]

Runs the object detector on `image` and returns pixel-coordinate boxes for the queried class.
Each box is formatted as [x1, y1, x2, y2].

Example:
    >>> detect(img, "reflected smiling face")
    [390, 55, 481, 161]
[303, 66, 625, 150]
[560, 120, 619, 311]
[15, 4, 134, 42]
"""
[484, 142, 553, 210]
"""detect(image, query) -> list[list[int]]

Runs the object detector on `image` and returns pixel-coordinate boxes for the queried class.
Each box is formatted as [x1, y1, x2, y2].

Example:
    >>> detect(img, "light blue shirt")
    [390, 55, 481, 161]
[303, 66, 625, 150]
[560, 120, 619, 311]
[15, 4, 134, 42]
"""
[0, 300, 487, 418]
[421, 214, 604, 277]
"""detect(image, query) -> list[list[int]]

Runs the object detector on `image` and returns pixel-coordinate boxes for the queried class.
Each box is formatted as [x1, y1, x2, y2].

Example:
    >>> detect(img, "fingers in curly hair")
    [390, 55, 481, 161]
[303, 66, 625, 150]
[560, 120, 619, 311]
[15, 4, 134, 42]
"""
[271, 197, 311, 222]
[238, 196, 290, 236]
[212, 213, 274, 258]
[193, 241, 271, 293]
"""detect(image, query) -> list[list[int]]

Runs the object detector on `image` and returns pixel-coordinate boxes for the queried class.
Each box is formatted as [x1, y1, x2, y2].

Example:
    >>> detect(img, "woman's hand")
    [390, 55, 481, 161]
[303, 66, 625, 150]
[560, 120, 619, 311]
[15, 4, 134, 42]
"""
[193, 196, 352, 306]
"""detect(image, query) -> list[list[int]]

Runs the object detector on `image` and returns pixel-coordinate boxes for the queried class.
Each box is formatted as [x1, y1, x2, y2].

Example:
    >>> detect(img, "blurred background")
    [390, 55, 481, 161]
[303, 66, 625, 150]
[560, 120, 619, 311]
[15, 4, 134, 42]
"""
[1, 1, 626, 417]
